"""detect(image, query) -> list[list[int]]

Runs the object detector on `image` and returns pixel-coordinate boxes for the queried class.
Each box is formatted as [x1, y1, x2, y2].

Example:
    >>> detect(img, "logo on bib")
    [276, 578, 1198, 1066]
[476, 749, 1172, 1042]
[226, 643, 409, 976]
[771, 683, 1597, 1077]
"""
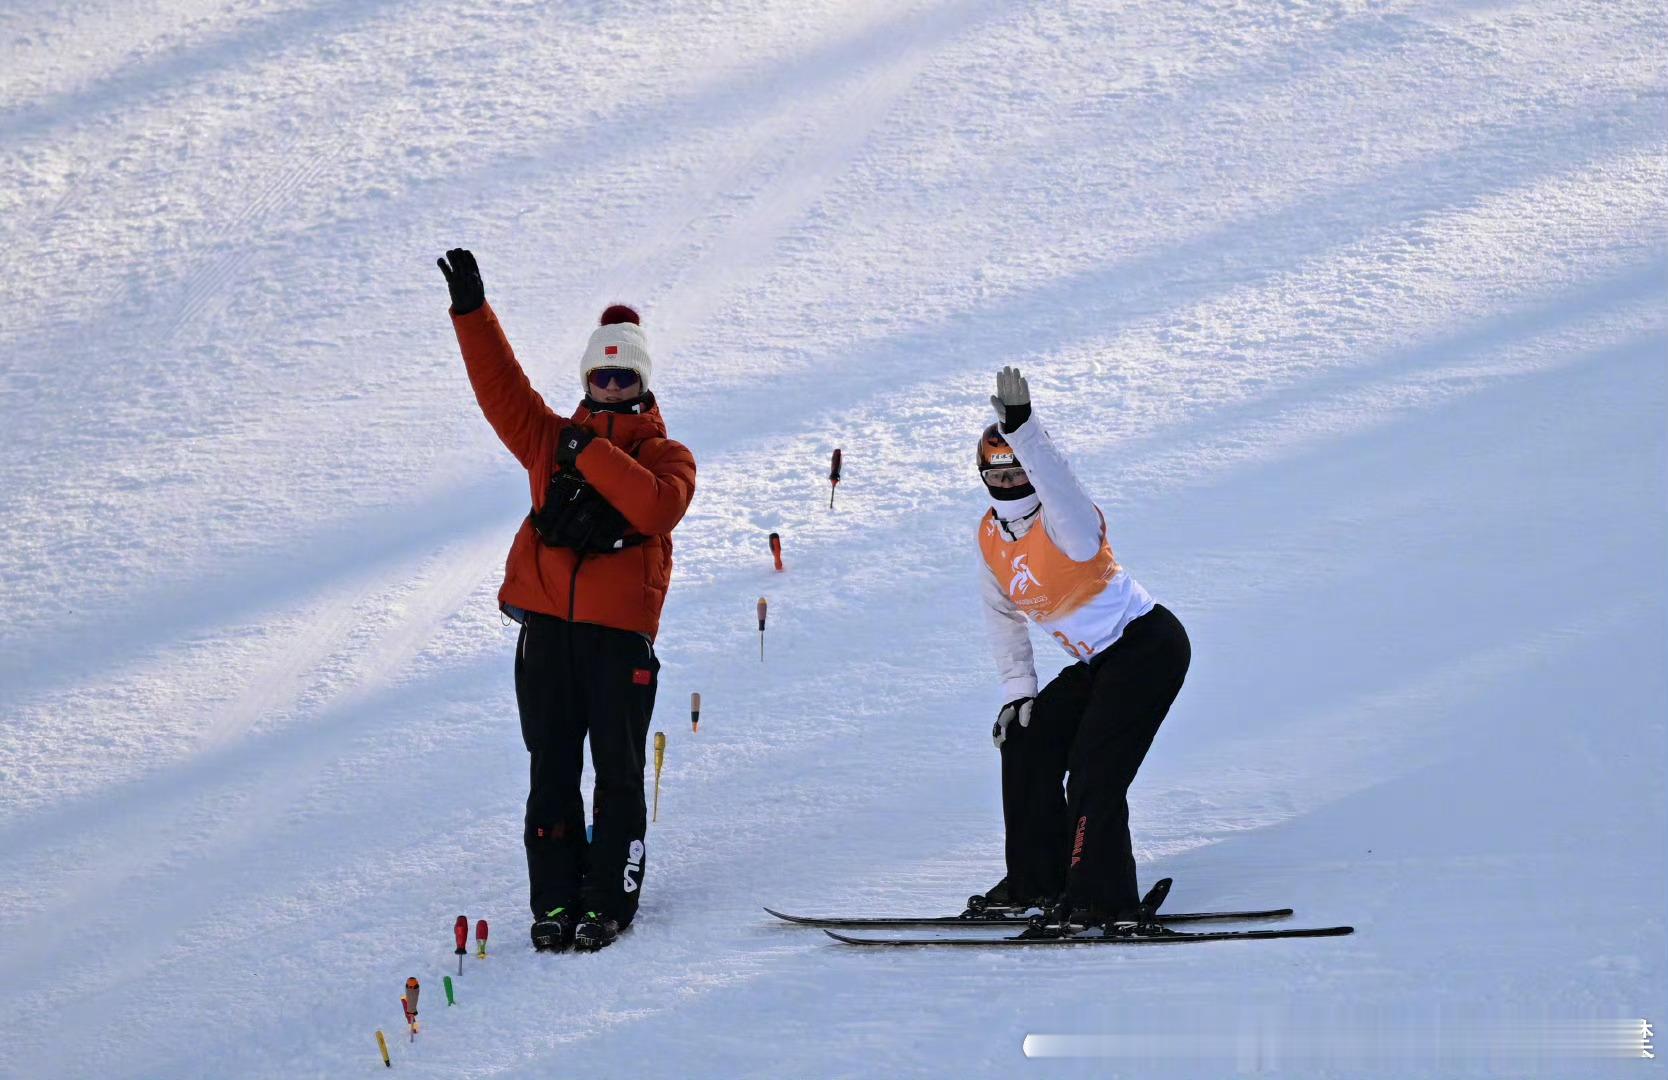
[1008, 554, 1042, 597]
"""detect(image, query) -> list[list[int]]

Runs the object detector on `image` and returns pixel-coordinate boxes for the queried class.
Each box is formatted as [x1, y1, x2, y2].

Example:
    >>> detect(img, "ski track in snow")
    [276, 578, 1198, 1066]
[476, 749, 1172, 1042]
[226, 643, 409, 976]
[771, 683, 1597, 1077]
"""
[0, 0, 1663, 1077]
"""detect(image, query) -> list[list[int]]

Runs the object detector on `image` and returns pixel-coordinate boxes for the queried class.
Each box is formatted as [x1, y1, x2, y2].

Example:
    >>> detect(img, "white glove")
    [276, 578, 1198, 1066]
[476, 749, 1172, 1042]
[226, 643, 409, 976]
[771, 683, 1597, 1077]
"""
[989, 366, 1031, 431]
[992, 696, 1034, 748]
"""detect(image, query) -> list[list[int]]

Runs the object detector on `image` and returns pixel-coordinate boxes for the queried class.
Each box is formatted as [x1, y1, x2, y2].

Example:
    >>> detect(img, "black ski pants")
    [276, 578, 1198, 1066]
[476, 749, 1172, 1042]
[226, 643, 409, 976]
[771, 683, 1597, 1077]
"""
[999, 604, 1189, 915]
[515, 612, 659, 927]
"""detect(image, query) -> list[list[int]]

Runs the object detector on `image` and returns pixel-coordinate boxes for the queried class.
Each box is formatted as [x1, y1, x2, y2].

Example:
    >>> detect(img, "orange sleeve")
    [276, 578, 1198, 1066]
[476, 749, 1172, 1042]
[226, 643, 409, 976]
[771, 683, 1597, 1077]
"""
[452, 303, 562, 468]
[576, 437, 696, 536]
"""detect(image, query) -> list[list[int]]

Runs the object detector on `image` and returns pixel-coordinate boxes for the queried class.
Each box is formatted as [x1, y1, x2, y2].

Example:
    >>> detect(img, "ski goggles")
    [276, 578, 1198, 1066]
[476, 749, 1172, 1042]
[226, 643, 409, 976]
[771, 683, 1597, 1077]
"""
[981, 465, 1029, 484]
[587, 367, 641, 392]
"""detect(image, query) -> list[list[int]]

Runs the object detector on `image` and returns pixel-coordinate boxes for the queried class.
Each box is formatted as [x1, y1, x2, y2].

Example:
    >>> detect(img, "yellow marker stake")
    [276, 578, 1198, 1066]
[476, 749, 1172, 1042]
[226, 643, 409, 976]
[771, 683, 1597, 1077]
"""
[375, 1029, 391, 1068]
[652, 731, 666, 822]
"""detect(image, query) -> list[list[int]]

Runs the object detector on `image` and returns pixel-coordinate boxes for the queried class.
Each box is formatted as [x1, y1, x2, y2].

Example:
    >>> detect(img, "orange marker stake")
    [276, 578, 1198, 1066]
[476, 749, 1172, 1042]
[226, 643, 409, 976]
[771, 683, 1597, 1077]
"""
[476, 918, 489, 959]
[829, 448, 842, 509]
[690, 691, 701, 733]
[756, 597, 768, 661]
[769, 532, 784, 572]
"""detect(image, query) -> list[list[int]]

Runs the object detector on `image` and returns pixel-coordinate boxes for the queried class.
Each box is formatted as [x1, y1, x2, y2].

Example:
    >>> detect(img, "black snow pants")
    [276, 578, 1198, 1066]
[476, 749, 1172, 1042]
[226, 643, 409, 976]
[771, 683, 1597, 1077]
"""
[999, 604, 1190, 916]
[515, 612, 659, 927]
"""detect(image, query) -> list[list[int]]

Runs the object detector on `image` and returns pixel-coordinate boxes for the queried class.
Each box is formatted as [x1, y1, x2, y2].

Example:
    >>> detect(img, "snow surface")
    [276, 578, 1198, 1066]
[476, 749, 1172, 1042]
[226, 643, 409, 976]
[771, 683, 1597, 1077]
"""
[1, 0, 1664, 1077]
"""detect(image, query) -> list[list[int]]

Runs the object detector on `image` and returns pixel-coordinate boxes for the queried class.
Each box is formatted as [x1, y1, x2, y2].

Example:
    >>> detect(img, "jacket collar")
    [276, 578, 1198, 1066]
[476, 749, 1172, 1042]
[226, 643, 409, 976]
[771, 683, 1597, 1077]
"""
[988, 494, 1041, 540]
[583, 390, 657, 416]
[572, 396, 667, 450]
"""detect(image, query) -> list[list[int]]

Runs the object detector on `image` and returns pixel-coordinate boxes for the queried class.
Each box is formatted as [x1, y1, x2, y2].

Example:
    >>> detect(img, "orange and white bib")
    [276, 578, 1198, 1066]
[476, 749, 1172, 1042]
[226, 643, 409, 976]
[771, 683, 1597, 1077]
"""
[979, 507, 1154, 662]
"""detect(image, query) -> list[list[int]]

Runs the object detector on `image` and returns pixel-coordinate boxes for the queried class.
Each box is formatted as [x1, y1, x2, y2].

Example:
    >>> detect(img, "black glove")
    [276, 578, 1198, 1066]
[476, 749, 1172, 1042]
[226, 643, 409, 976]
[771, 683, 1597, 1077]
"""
[556, 425, 596, 472]
[436, 248, 485, 315]
[992, 696, 1034, 748]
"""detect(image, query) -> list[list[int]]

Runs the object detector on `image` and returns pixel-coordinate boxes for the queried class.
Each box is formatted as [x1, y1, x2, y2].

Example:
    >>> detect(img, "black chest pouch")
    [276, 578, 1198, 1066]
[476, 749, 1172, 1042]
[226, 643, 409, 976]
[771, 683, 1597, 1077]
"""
[529, 471, 645, 554]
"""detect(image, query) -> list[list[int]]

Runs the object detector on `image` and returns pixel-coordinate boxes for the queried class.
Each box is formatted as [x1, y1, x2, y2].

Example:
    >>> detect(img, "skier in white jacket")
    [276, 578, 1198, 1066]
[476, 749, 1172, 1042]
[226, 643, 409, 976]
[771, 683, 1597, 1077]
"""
[974, 366, 1190, 927]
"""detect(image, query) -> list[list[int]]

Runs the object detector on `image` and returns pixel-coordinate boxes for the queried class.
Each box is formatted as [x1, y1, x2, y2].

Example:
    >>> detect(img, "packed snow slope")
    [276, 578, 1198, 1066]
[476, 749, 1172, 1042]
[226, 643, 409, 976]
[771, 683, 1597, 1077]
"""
[1, 1, 1663, 1077]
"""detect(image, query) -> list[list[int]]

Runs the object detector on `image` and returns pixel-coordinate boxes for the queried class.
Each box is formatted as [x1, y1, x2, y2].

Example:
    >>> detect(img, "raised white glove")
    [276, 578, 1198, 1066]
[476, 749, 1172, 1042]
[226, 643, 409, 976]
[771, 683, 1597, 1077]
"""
[992, 696, 1034, 748]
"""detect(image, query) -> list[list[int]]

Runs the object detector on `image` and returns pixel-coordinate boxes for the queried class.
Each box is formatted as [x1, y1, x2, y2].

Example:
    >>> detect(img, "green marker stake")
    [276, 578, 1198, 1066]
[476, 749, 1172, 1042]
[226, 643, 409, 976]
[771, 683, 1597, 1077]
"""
[444, 975, 456, 1006]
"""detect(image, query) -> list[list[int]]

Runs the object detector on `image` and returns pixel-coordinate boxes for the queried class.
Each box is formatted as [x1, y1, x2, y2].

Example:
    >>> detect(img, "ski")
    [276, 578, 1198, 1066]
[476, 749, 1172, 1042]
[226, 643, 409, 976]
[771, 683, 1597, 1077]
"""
[763, 905, 1294, 929]
[823, 924, 1354, 947]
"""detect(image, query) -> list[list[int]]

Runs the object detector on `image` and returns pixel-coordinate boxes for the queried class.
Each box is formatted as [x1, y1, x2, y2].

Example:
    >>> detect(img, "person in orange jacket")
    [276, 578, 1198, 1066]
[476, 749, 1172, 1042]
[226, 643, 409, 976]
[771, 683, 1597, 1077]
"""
[438, 248, 696, 953]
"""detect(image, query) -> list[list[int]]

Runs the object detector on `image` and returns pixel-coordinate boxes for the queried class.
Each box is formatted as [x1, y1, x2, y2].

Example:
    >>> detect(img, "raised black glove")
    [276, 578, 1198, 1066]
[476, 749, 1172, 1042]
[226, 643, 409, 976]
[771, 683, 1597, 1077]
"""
[436, 248, 485, 315]
[556, 425, 596, 472]
[992, 696, 1034, 748]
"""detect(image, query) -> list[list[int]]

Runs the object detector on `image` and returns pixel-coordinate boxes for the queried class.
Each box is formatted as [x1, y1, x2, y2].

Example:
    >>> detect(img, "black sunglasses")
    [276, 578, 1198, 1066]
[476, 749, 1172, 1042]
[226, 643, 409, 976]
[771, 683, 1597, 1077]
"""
[588, 367, 641, 391]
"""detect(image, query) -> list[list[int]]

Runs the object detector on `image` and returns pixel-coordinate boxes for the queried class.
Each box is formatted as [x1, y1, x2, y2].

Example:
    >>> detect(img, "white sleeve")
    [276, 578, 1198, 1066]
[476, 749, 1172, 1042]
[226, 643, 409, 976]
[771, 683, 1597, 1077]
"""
[1002, 415, 1103, 561]
[981, 558, 1038, 702]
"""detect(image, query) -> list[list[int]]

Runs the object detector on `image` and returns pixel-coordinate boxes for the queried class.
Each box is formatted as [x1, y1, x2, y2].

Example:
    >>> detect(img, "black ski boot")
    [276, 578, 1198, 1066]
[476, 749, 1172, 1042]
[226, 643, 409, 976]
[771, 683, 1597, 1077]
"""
[963, 876, 1051, 919]
[530, 907, 578, 952]
[1022, 879, 1176, 939]
[963, 876, 1014, 916]
[1085, 878, 1178, 937]
[573, 911, 622, 952]
[1019, 901, 1080, 939]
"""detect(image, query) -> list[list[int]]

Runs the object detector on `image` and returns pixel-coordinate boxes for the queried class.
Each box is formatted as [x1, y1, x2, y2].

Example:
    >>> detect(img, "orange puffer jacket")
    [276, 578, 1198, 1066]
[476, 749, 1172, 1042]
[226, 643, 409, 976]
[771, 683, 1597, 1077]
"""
[452, 303, 696, 639]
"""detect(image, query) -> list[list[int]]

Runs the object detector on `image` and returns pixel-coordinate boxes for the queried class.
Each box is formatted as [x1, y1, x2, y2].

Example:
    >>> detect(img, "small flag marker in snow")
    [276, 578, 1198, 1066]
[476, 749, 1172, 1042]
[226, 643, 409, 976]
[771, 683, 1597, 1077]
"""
[829, 448, 842, 509]
[690, 691, 701, 733]
[443, 975, 456, 1007]
[652, 731, 667, 822]
[757, 597, 768, 661]
[769, 532, 784, 572]
[476, 918, 489, 959]
[403, 978, 420, 1041]
[453, 915, 467, 975]
[375, 1029, 391, 1068]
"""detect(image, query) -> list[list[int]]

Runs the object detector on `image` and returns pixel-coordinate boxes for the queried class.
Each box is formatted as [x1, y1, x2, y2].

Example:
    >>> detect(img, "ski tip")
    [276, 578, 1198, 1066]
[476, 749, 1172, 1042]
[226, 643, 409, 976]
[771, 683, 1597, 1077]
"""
[764, 907, 813, 924]
[823, 929, 867, 944]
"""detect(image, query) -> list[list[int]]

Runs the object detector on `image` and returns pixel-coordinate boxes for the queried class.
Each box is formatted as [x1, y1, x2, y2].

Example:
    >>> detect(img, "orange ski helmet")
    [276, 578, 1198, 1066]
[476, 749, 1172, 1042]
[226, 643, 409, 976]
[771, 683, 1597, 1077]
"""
[977, 423, 1018, 475]
[978, 423, 1035, 500]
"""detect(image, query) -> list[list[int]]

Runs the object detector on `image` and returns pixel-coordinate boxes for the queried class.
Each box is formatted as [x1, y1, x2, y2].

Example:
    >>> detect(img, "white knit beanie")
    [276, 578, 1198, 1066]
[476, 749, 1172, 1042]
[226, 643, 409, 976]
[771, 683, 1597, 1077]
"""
[581, 314, 652, 394]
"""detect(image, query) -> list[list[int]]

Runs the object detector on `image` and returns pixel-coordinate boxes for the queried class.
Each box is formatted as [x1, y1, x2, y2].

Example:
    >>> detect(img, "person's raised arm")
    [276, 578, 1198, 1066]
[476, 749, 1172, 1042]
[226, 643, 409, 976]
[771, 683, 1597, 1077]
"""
[439, 248, 561, 468]
[990, 366, 1102, 561]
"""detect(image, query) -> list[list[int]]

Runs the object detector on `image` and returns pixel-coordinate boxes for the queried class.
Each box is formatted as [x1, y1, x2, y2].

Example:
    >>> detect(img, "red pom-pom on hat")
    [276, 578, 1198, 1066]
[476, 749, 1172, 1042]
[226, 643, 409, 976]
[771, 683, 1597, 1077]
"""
[600, 304, 640, 326]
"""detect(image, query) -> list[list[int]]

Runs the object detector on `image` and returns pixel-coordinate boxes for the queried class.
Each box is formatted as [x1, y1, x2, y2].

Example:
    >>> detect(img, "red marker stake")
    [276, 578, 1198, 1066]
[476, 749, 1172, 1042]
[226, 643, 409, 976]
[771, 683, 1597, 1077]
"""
[454, 915, 468, 976]
[691, 691, 701, 733]
[476, 918, 489, 959]
[769, 532, 784, 572]
[829, 448, 842, 509]
[757, 598, 768, 661]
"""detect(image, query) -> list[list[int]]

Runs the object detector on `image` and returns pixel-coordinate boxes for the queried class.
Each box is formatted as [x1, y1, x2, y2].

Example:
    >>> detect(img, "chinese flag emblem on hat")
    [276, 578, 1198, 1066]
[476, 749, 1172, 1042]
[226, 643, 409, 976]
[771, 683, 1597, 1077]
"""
[604, 345, 618, 356]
